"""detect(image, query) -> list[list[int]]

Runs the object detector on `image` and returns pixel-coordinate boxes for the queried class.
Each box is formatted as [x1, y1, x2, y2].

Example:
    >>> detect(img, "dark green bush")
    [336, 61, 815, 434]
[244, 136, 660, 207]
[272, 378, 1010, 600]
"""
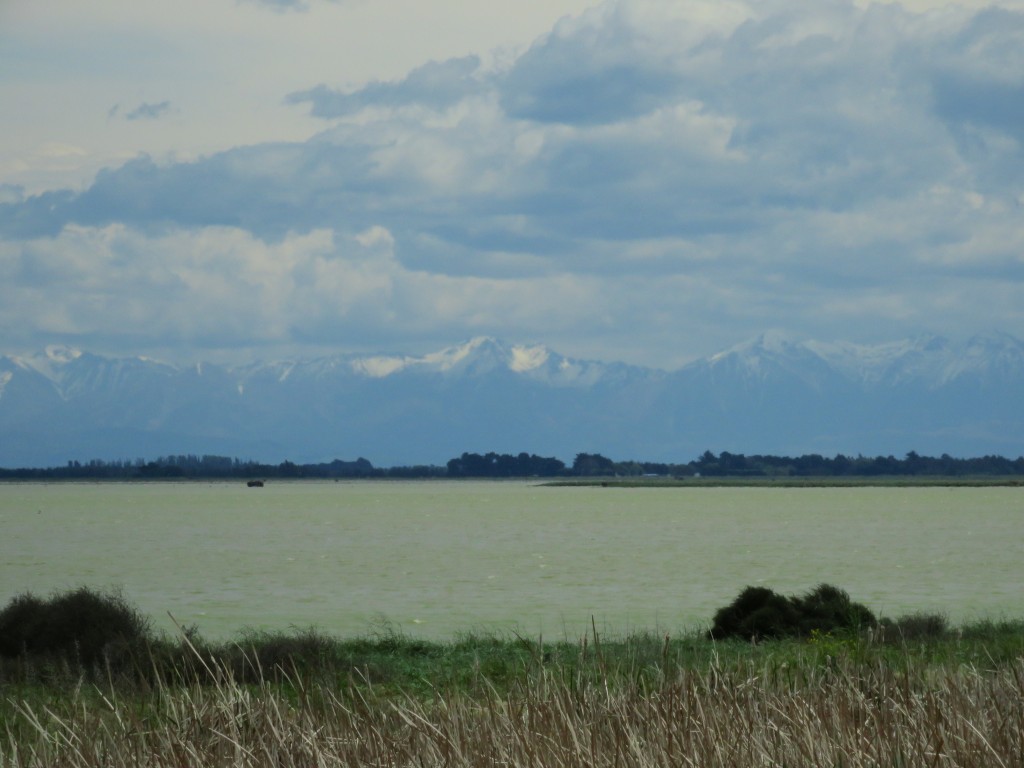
[0, 587, 152, 666]
[709, 584, 876, 641]
[797, 583, 876, 635]
[707, 586, 801, 640]
[0, 593, 48, 657]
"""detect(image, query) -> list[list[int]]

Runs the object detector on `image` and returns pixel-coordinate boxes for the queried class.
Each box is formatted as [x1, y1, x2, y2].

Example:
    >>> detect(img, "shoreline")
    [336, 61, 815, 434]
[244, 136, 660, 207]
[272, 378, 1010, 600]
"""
[545, 475, 1024, 488]
[1, 474, 1022, 486]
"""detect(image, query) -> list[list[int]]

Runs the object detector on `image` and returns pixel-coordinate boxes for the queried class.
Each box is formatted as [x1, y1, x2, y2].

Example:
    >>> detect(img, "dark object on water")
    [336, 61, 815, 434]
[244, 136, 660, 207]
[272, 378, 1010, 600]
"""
[247, 480, 264, 488]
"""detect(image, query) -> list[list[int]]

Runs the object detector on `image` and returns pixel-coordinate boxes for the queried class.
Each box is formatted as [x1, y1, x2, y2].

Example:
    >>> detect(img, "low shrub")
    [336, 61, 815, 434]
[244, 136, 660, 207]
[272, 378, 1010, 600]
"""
[878, 612, 949, 642]
[228, 627, 338, 682]
[0, 586, 152, 666]
[709, 584, 876, 641]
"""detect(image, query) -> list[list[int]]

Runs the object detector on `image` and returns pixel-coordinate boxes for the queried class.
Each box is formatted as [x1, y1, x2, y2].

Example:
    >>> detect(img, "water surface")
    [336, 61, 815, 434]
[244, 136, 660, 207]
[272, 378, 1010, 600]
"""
[1, 481, 1021, 639]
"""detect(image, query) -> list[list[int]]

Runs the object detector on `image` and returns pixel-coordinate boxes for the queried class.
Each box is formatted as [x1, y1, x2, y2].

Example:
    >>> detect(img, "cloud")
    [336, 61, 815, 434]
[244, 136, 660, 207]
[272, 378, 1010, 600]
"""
[124, 101, 173, 121]
[933, 74, 1024, 140]
[499, 4, 684, 125]
[237, 0, 323, 11]
[3, 0, 1024, 364]
[0, 185, 25, 205]
[287, 56, 485, 118]
[0, 223, 622, 358]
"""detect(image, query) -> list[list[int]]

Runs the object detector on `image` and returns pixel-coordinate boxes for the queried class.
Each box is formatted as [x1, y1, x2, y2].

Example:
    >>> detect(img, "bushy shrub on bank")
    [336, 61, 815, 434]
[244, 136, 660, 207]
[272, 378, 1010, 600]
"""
[709, 583, 877, 641]
[0, 586, 151, 666]
[0, 585, 1014, 696]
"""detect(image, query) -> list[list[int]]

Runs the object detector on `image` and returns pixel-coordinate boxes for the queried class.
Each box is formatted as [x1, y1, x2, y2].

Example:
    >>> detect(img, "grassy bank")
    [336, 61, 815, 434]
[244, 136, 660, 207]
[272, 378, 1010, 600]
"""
[3, 617, 1024, 766]
[546, 474, 1024, 487]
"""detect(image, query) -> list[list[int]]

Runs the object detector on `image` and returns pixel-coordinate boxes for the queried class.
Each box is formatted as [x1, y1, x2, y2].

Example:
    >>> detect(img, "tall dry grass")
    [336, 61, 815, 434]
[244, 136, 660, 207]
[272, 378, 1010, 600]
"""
[4, 653, 1022, 767]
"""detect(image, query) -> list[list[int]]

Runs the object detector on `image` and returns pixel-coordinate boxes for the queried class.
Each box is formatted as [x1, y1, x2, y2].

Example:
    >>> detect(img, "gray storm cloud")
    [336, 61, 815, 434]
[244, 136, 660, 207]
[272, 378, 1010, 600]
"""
[1, 0, 1022, 364]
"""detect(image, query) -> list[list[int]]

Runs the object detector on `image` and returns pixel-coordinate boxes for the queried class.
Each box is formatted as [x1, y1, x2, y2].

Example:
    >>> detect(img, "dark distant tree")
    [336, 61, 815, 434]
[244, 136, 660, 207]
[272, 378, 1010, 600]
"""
[831, 453, 852, 475]
[612, 461, 644, 476]
[278, 460, 301, 478]
[640, 462, 670, 475]
[447, 452, 486, 477]
[904, 450, 924, 475]
[792, 454, 828, 476]
[322, 458, 374, 477]
[572, 453, 616, 476]
[448, 452, 565, 477]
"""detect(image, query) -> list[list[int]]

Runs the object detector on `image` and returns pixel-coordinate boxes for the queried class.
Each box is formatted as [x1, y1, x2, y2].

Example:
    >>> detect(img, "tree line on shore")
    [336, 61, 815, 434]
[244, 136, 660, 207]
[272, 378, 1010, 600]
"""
[2, 449, 1023, 480]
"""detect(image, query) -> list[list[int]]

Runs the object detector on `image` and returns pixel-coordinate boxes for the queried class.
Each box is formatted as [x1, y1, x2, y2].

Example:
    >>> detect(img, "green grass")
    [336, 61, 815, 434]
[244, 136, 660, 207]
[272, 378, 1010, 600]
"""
[546, 474, 1024, 487]
[3, 587, 1020, 700]
[3, 621, 1023, 766]
[3, 588, 1022, 765]
[3, 615, 1022, 699]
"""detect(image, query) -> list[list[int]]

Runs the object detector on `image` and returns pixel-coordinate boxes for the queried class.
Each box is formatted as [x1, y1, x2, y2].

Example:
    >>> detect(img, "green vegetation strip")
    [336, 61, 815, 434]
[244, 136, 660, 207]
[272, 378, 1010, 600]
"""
[547, 474, 1024, 487]
[2, 588, 1023, 766]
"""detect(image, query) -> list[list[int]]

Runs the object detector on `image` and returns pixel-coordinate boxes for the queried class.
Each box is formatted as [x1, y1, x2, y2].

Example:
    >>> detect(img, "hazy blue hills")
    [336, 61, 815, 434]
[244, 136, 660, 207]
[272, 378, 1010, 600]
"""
[2, 333, 1022, 468]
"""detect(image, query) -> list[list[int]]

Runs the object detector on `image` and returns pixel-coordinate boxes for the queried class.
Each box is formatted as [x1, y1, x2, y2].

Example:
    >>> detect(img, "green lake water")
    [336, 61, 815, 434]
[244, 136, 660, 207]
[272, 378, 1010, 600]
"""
[1, 481, 1021, 639]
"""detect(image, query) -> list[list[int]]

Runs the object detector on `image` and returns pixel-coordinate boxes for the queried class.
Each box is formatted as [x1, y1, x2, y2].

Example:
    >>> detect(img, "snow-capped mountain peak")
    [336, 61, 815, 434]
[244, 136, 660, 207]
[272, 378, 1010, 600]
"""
[341, 337, 512, 378]
[350, 355, 407, 378]
[509, 343, 550, 373]
[709, 331, 811, 363]
[9, 344, 84, 380]
[420, 336, 504, 372]
[343, 338, 555, 379]
[45, 344, 82, 363]
[703, 332, 830, 386]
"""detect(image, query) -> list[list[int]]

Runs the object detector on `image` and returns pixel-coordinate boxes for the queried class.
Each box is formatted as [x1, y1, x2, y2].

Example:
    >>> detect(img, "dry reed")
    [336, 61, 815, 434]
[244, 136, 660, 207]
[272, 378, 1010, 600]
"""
[3, 652, 1022, 767]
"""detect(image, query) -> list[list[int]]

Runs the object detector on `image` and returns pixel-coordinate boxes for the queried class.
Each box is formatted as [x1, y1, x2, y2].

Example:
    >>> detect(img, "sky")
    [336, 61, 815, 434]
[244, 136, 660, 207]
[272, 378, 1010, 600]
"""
[1, 0, 1023, 369]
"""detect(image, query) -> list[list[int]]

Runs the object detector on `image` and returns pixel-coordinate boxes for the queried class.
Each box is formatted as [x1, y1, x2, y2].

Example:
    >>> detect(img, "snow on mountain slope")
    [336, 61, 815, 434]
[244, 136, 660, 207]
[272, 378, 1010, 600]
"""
[806, 332, 1024, 387]
[234, 337, 636, 389]
[703, 331, 837, 385]
[8, 345, 178, 399]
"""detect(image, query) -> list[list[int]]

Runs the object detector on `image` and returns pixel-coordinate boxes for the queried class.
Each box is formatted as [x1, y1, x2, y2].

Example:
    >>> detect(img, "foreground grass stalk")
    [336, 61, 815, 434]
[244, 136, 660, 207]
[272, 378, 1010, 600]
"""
[3, 652, 1023, 767]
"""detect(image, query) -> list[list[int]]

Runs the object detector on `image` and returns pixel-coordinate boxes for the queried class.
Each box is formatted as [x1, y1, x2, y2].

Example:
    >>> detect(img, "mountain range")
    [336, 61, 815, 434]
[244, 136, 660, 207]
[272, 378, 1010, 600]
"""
[2, 332, 1023, 468]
